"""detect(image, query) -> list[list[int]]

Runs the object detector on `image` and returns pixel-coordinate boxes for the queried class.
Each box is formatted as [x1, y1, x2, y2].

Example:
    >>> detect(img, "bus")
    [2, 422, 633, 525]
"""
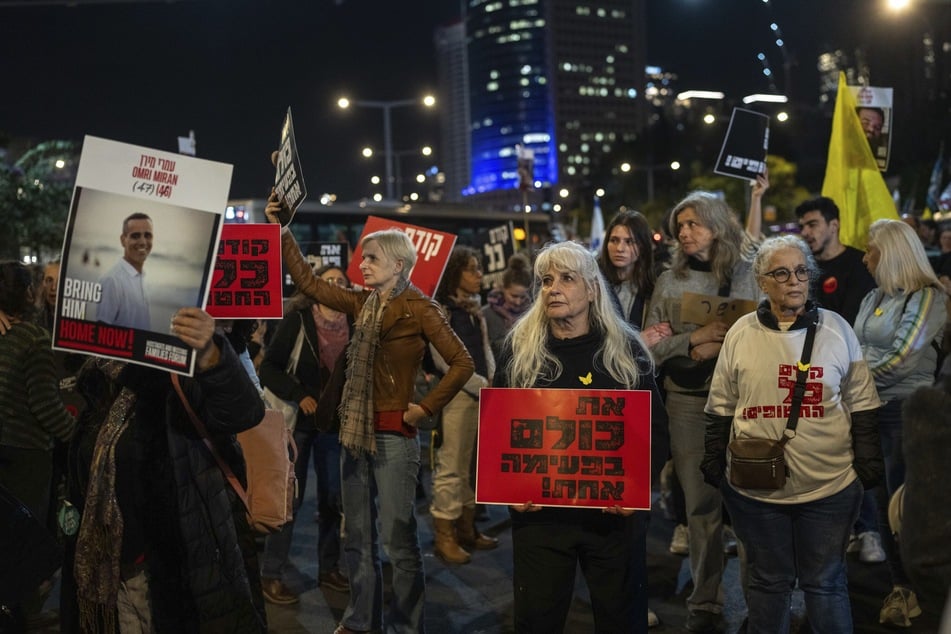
[225, 198, 561, 250]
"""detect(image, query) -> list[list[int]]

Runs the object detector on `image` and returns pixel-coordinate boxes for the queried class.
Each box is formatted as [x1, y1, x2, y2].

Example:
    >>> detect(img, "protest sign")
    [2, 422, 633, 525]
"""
[714, 107, 769, 180]
[54, 135, 230, 375]
[474, 222, 515, 292]
[282, 242, 351, 296]
[272, 107, 307, 225]
[206, 223, 283, 319]
[347, 216, 456, 298]
[476, 388, 653, 510]
[680, 291, 759, 327]
[849, 85, 893, 172]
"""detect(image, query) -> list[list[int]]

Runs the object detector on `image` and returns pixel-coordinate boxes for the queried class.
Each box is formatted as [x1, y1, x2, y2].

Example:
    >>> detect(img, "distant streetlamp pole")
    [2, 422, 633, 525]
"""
[337, 95, 436, 200]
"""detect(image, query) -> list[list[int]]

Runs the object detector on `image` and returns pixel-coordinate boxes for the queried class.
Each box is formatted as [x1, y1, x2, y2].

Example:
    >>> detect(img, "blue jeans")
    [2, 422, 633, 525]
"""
[340, 433, 425, 633]
[262, 428, 343, 578]
[723, 479, 862, 634]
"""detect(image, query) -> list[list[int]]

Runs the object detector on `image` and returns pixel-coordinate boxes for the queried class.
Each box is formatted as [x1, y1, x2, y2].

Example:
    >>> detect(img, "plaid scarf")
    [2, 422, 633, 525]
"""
[74, 359, 135, 634]
[338, 276, 410, 455]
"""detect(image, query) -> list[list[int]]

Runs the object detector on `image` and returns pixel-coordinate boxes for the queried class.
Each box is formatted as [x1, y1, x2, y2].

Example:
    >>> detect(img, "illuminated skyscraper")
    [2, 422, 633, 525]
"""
[462, 0, 647, 201]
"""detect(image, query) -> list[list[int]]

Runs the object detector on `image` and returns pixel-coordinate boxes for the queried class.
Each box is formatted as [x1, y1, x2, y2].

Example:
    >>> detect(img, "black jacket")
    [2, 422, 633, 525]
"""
[67, 338, 267, 633]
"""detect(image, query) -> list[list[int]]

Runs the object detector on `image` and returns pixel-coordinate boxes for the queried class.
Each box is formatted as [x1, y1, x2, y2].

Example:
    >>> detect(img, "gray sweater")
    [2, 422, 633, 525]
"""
[646, 259, 760, 393]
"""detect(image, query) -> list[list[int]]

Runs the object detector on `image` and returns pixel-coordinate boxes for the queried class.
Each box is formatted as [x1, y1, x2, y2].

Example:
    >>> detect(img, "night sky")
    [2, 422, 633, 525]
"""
[0, 0, 913, 200]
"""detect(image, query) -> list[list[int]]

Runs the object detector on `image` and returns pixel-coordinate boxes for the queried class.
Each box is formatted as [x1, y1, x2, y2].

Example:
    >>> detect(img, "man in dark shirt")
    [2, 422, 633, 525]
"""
[795, 197, 876, 326]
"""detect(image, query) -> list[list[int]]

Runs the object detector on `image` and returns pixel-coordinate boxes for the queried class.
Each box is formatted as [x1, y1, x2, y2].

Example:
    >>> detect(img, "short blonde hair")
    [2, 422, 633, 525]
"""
[362, 229, 417, 277]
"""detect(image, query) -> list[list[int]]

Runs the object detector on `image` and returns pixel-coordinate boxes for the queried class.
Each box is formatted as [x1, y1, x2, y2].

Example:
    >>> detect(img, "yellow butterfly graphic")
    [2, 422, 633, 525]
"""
[578, 372, 593, 385]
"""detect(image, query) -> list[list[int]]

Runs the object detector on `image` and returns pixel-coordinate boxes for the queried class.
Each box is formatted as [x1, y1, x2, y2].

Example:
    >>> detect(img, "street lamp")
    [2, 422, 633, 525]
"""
[361, 145, 435, 200]
[337, 95, 436, 200]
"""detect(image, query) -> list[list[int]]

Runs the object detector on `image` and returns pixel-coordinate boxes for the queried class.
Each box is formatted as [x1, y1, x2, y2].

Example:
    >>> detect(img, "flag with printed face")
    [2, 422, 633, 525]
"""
[589, 196, 605, 253]
[821, 73, 898, 250]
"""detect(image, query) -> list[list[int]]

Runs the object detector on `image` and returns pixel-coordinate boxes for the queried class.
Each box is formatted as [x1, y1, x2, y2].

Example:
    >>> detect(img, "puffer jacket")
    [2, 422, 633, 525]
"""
[281, 229, 473, 416]
[66, 338, 267, 633]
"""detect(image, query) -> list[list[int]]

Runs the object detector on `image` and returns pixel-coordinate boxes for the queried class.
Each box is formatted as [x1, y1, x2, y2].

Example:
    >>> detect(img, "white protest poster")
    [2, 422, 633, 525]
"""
[53, 135, 232, 375]
[714, 108, 769, 181]
[849, 85, 893, 172]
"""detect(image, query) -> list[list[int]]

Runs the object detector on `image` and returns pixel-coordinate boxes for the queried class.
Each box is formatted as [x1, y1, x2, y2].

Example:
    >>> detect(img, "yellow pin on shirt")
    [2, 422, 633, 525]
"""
[874, 307, 883, 316]
[797, 361, 811, 372]
[578, 371, 593, 385]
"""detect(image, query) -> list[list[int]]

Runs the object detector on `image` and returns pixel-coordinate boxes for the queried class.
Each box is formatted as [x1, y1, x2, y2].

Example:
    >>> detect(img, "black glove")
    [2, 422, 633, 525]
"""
[851, 408, 884, 489]
[701, 413, 732, 488]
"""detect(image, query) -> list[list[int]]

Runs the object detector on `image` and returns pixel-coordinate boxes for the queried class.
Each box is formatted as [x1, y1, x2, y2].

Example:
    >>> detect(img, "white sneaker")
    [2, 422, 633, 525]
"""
[669, 524, 689, 555]
[879, 586, 922, 627]
[858, 531, 887, 563]
[846, 532, 860, 553]
[648, 608, 660, 628]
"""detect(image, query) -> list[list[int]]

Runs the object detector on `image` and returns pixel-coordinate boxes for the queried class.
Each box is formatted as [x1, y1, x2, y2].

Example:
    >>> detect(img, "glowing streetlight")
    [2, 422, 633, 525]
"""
[595, 188, 605, 197]
[361, 147, 374, 158]
[337, 94, 437, 199]
[670, 161, 681, 171]
[620, 162, 632, 173]
[559, 188, 570, 199]
[776, 111, 790, 122]
[703, 113, 717, 125]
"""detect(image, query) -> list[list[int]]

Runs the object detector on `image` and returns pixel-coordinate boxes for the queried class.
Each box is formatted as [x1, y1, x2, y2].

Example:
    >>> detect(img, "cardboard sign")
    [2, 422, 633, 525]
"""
[54, 135, 230, 375]
[714, 107, 769, 180]
[474, 222, 515, 292]
[347, 216, 456, 298]
[206, 223, 283, 319]
[680, 291, 758, 327]
[273, 107, 307, 225]
[849, 85, 893, 172]
[476, 388, 653, 510]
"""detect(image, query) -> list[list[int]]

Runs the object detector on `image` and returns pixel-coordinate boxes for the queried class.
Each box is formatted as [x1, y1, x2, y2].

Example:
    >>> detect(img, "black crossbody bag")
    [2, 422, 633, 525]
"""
[728, 322, 816, 490]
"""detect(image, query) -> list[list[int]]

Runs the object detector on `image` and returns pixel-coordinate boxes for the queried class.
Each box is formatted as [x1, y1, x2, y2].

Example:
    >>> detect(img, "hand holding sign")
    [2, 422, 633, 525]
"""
[271, 107, 307, 225]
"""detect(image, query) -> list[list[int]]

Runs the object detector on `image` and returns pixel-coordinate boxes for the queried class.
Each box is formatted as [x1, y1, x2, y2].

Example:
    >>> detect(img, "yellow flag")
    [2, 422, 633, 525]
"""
[821, 73, 898, 250]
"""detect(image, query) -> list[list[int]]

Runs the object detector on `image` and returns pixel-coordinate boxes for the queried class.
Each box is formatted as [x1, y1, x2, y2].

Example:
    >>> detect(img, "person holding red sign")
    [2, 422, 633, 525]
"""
[429, 246, 497, 564]
[266, 195, 474, 634]
[493, 240, 668, 633]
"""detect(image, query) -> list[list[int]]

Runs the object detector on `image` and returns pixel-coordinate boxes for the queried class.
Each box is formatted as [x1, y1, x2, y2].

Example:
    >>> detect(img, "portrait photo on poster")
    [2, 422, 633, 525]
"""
[60, 186, 219, 333]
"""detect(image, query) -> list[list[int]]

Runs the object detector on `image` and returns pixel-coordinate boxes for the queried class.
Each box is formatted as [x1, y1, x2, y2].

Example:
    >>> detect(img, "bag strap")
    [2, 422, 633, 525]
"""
[170, 374, 251, 515]
[782, 320, 818, 444]
[286, 313, 307, 376]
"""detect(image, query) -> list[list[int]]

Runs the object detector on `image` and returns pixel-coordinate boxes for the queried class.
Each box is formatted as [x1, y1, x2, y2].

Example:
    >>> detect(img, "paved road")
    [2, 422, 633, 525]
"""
[265, 452, 943, 634]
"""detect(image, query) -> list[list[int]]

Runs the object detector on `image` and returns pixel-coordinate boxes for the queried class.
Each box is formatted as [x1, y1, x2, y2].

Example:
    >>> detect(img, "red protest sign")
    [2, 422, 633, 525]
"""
[347, 216, 456, 298]
[206, 223, 283, 319]
[476, 387, 653, 510]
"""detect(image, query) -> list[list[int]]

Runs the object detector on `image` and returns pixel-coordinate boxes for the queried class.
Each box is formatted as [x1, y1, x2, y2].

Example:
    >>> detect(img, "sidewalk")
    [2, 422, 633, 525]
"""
[33, 463, 943, 633]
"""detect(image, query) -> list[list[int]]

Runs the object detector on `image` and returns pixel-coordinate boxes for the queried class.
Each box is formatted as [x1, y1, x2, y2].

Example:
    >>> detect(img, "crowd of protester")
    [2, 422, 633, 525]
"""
[1, 182, 950, 634]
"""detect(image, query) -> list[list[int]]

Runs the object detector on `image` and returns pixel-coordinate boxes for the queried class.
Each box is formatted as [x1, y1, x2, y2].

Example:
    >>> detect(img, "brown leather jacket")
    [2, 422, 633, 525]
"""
[281, 229, 474, 415]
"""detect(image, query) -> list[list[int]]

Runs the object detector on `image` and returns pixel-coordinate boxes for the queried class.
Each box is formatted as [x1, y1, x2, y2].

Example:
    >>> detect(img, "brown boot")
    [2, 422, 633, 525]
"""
[456, 506, 499, 551]
[433, 517, 471, 564]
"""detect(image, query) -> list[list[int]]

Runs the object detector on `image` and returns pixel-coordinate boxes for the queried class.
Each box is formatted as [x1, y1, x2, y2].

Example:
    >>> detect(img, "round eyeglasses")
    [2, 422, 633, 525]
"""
[762, 266, 810, 283]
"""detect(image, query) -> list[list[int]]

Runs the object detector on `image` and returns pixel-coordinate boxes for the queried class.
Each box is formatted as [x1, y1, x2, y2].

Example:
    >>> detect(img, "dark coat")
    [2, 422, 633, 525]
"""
[67, 338, 267, 633]
[901, 377, 951, 614]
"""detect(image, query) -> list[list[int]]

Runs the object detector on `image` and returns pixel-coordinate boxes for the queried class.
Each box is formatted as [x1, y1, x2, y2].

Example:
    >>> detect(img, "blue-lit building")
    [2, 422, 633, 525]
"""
[462, 0, 647, 201]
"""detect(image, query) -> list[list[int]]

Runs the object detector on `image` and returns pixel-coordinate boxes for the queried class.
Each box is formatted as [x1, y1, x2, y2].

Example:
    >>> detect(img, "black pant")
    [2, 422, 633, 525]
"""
[512, 511, 649, 633]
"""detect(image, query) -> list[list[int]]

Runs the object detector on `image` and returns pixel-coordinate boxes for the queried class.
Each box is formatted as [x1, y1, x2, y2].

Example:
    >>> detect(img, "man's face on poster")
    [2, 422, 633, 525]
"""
[121, 218, 153, 271]
[858, 108, 884, 142]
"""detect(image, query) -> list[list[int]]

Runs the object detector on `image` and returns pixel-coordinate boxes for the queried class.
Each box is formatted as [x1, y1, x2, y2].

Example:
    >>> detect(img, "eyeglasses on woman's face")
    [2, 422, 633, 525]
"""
[762, 266, 810, 283]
